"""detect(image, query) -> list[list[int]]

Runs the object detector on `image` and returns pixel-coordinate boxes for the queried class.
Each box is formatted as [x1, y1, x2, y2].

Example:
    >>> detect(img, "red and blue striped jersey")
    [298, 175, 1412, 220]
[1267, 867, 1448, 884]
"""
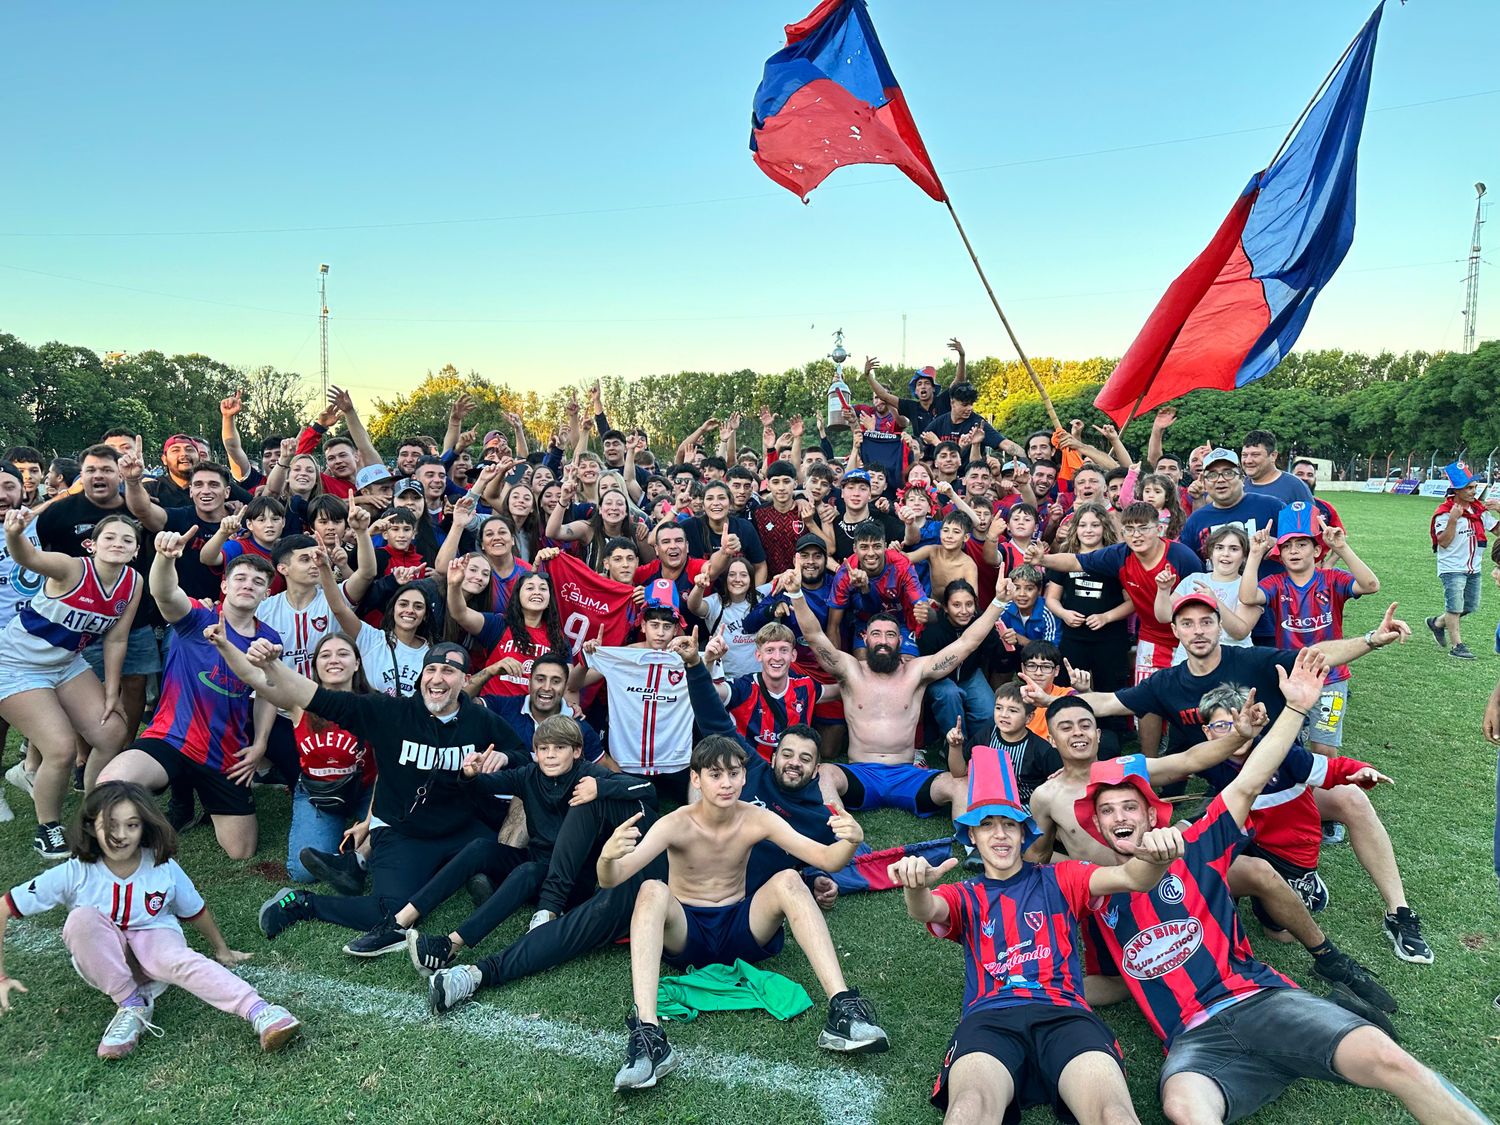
[1086, 796, 1295, 1047]
[726, 672, 819, 762]
[1257, 569, 1358, 683]
[141, 607, 282, 773]
[9, 558, 138, 668]
[928, 860, 1097, 1017]
[830, 549, 924, 632]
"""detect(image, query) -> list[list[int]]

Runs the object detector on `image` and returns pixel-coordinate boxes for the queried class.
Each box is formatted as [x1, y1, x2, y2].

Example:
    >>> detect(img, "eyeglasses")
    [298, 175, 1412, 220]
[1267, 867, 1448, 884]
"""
[1205, 719, 1236, 733]
[1022, 660, 1057, 671]
[1203, 469, 1240, 482]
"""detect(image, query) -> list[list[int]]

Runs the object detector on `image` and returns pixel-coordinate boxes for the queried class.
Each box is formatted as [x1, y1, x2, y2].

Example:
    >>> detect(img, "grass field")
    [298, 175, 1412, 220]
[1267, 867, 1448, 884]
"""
[0, 491, 1497, 1124]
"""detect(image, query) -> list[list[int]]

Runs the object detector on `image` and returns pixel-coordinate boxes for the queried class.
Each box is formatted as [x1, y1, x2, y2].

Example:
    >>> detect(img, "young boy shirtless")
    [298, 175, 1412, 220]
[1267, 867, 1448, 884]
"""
[597, 735, 887, 1090]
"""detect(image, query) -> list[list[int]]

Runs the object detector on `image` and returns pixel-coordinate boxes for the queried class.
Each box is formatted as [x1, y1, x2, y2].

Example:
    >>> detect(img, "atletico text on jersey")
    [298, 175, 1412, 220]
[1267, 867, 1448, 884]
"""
[473, 616, 555, 697]
[1086, 796, 1295, 1047]
[8, 556, 139, 668]
[5, 849, 205, 934]
[294, 712, 375, 787]
[545, 550, 638, 655]
[142, 606, 282, 773]
[927, 861, 1098, 1017]
[1076, 541, 1204, 647]
[583, 647, 694, 775]
[1258, 569, 1359, 683]
[727, 672, 819, 762]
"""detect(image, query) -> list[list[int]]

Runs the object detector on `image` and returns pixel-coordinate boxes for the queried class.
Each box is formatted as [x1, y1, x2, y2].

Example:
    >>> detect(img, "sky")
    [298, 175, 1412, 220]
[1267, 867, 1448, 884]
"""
[1, 1, 1496, 411]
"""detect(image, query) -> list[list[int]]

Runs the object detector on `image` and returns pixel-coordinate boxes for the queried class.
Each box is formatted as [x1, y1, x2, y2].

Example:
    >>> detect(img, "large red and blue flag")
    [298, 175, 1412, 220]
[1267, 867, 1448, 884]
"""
[750, 0, 945, 202]
[1095, 4, 1384, 425]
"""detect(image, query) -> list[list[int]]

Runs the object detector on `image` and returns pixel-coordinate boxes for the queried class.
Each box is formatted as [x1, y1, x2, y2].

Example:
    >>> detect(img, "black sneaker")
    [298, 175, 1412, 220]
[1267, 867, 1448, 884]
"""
[258, 887, 312, 940]
[1285, 870, 1330, 914]
[1450, 643, 1477, 661]
[614, 1010, 677, 1091]
[466, 873, 495, 908]
[343, 916, 407, 958]
[1313, 949, 1397, 1013]
[300, 847, 366, 896]
[817, 988, 889, 1054]
[72, 764, 86, 794]
[166, 797, 202, 834]
[406, 929, 454, 977]
[429, 965, 481, 1016]
[1383, 908, 1434, 964]
[1326, 982, 1399, 1041]
[1425, 616, 1449, 650]
[34, 821, 68, 861]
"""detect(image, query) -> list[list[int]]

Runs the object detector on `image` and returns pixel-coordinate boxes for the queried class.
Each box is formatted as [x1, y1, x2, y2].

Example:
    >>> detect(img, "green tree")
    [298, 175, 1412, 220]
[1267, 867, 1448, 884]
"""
[365, 365, 529, 454]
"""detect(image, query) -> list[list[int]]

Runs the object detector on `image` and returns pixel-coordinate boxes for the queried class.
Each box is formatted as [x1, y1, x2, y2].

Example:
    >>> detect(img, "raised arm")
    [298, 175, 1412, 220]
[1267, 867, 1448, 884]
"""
[887, 853, 959, 927]
[948, 338, 967, 386]
[118, 443, 167, 533]
[914, 586, 1009, 685]
[1145, 407, 1175, 471]
[149, 526, 200, 624]
[445, 557, 487, 636]
[219, 390, 252, 482]
[199, 511, 242, 569]
[1221, 649, 1329, 827]
[761, 804, 863, 872]
[1322, 526, 1379, 594]
[2, 509, 82, 585]
[782, 567, 857, 683]
[1309, 601, 1409, 667]
[864, 357, 899, 409]
[432, 494, 479, 584]
[597, 810, 675, 888]
[342, 506, 377, 604]
[329, 386, 383, 472]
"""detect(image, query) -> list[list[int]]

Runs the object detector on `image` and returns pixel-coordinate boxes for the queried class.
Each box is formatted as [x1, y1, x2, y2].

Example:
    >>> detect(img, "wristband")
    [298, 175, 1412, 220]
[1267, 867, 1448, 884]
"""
[786, 590, 805, 600]
[1284, 706, 1309, 717]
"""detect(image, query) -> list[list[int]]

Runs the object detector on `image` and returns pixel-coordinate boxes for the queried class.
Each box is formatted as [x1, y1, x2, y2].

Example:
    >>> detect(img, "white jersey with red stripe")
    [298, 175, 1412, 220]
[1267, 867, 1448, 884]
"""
[257, 583, 354, 679]
[5, 849, 205, 934]
[4, 557, 138, 670]
[585, 646, 693, 775]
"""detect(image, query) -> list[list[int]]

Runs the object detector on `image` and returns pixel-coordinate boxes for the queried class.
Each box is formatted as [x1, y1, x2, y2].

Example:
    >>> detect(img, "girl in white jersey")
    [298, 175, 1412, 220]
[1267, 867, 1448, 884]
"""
[0, 510, 143, 860]
[0, 781, 301, 1059]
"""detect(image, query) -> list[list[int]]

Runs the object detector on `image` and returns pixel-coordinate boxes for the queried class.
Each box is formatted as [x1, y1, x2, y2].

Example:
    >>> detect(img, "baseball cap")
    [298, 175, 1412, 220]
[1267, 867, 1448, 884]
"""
[908, 365, 939, 392]
[0, 462, 21, 486]
[1170, 588, 1219, 617]
[162, 433, 194, 455]
[1444, 459, 1480, 490]
[483, 430, 503, 448]
[955, 744, 1039, 846]
[1073, 756, 1173, 850]
[841, 468, 871, 485]
[394, 477, 424, 497]
[1204, 448, 1240, 470]
[422, 642, 470, 672]
[793, 532, 828, 555]
[354, 464, 394, 491]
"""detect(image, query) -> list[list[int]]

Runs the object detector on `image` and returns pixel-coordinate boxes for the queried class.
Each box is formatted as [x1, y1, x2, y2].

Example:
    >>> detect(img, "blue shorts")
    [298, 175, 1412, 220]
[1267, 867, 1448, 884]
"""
[1439, 571, 1482, 616]
[664, 895, 784, 970]
[82, 626, 162, 679]
[0, 651, 91, 700]
[838, 761, 942, 817]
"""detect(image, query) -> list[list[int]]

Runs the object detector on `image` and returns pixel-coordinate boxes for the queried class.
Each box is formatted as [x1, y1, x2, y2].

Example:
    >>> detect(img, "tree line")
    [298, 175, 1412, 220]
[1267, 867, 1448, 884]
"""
[2, 327, 1495, 472]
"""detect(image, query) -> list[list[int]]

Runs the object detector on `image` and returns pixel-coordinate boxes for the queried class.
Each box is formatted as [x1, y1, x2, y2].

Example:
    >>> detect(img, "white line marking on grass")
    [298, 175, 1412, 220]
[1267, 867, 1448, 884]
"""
[9, 925, 884, 1125]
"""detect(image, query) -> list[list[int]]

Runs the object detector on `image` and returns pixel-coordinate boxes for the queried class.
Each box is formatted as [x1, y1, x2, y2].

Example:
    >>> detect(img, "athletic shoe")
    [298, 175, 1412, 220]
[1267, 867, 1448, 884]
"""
[406, 929, 454, 977]
[614, 1010, 678, 1091]
[166, 797, 202, 834]
[429, 965, 481, 1016]
[0, 789, 12, 823]
[258, 888, 312, 940]
[1425, 616, 1448, 649]
[466, 873, 495, 907]
[343, 917, 407, 958]
[72, 764, 86, 794]
[1383, 908, 1434, 964]
[1450, 643, 1477, 660]
[300, 847, 366, 896]
[1313, 950, 1397, 1013]
[97, 1003, 163, 1059]
[1326, 983, 1398, 1042]
[528, 909, 557, 932]
[817, 988, 889, 1054]
[1286, 870, 1329, 915]
[251, 1004, 302, 1052]
[34, 821, 68, 861]
[1321, 822, 1347, 846]
[5, 761, 35, 798]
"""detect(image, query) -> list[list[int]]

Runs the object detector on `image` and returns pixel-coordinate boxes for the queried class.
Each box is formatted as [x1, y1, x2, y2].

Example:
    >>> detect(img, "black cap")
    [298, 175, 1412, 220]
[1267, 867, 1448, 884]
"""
[794, 532, 828, 555]
[0, 462, 21, 485]
[422, 642, 470, 672]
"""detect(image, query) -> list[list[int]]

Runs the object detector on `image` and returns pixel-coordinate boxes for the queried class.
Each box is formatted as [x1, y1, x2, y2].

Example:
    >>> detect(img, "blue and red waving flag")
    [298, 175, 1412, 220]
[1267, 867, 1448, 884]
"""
[1095, 4, 1383, 425]
[751, 0, 945, 202]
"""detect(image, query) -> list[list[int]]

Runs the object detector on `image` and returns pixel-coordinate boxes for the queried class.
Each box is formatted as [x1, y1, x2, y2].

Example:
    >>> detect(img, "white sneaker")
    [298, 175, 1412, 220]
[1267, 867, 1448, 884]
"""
[528, 909, 557, 932]
[97, 1004, 162, 1060]
[251, 1004, 301, 1052]
[5, 761, 35, 798]
[0, 789, 12, 823]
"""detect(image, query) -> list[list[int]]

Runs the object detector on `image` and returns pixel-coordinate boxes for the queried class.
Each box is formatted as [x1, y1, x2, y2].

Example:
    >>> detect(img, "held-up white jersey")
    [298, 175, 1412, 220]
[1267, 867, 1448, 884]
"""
[257, 583, 354, 679]
[585, 646, 693, 775]
[6, 848, 205, 934]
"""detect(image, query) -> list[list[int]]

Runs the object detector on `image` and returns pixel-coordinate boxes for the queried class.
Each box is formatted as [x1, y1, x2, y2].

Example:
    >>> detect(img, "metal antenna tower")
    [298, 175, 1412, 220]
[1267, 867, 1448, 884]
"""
[1463, 184, 1486, 354]
[318, 264, 331, 397]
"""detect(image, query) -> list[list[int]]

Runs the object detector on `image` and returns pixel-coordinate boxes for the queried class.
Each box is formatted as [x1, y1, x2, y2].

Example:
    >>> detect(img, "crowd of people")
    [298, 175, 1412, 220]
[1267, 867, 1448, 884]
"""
[0, 353, 1494, 1124]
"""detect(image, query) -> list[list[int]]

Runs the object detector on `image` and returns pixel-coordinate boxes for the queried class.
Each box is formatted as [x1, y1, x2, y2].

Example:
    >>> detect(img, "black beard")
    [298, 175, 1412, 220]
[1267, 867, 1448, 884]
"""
[866, 646, 901, 675]
[773, 768, 811, 794]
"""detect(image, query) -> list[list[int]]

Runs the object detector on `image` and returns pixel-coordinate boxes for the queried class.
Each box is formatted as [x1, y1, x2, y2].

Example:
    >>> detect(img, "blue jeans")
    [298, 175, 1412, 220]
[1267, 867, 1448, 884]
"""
[928, 668, 995, 741]
[286, 780, 371, 883]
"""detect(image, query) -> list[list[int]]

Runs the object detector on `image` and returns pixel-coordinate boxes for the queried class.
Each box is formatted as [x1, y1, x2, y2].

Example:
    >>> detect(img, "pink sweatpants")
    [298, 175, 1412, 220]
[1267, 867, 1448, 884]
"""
[62, 907, 262, 1019]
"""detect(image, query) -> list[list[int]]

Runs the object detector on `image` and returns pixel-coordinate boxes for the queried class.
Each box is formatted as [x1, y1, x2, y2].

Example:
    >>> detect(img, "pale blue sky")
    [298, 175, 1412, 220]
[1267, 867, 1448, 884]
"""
[1, 1, 1495, 408]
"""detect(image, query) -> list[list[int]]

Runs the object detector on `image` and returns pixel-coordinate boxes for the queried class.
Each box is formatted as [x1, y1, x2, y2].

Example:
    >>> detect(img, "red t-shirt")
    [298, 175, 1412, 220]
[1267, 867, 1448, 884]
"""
[295, 712, 375, 787]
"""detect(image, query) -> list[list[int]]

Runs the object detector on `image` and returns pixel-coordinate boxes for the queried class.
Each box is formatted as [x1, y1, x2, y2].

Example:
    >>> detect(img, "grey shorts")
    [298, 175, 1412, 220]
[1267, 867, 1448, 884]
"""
[1439, 571, 1482, 616]
[1160, 988, 1369, 1122]
[1300, 679, 1349, 749]
[82, 626, 162, 679]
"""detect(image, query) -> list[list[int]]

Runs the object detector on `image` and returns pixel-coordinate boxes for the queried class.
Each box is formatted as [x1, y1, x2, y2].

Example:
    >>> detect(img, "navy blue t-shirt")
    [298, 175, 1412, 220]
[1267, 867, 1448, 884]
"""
[1244, 472, 1314, 508]
[1178, 493, 1286, 637]
[1115, 645, 1297, 749]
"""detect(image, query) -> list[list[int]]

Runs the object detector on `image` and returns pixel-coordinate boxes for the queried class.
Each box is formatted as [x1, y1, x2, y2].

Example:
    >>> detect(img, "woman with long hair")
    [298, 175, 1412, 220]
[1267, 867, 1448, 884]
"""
[1043, 501, 1132, 699]
[446, 566, 568, 698]
[325, 575, 440, 699]
[546, 486, 652, 571]
[684, 556, 769, 680]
